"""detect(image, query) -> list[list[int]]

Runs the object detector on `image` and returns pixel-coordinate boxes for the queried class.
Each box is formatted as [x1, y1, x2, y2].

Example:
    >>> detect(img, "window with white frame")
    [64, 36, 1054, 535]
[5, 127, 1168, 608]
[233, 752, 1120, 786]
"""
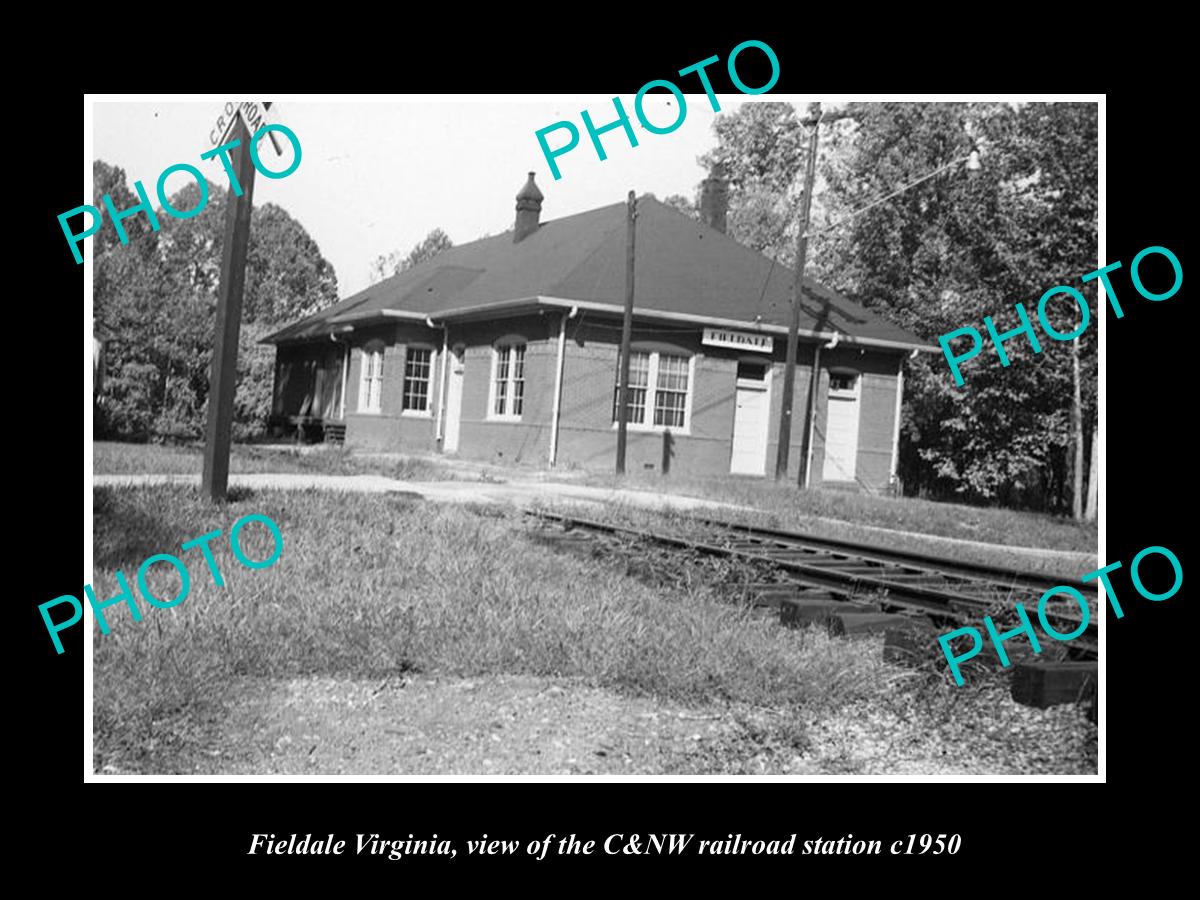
[402, 347, 434, 414]
[358, 346, 384, 413]
[612, 350, 691, 429]
[829, 371, 859, 396]
[491, 343, 526, 418]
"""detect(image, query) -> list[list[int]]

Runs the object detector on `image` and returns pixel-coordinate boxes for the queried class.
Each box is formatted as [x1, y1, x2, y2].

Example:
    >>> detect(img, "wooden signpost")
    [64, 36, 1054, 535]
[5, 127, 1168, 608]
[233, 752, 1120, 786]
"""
[201, 101, 280, 502]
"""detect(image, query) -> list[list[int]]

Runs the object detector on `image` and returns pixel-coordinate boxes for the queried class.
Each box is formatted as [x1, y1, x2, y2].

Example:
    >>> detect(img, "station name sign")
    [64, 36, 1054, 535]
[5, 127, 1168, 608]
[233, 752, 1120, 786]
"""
[702, 327, 774, 353]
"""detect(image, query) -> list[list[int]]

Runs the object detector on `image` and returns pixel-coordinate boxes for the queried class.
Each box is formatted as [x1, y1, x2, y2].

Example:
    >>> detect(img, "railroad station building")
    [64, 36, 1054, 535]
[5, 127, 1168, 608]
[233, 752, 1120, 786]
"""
[262, 171, 933, 490]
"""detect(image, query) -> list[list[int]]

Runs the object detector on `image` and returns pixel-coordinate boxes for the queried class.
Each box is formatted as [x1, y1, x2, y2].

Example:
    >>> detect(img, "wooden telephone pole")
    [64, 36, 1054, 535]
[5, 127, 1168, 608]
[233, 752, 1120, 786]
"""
[202, 116, 258, 501]
[775, 104, 823, 482]
[615, 191, 637, 475]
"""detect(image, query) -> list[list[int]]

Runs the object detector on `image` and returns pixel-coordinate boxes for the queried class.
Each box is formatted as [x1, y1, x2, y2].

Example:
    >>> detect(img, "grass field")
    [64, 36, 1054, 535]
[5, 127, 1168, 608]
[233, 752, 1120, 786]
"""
[92, 441, 459, 481]
[92, 486, 1095, 775]
[94, 441, 1097, 557]
[573, 471, 1097, 555]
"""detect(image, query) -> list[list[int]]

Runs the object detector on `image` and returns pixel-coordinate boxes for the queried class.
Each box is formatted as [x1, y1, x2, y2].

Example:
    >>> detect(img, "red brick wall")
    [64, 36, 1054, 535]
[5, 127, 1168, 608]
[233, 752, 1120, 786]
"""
[444, 315, 559, 466]
[280, 311, 904, 488]
[343, 323, 439, 452]
[556, 321, 815, 478]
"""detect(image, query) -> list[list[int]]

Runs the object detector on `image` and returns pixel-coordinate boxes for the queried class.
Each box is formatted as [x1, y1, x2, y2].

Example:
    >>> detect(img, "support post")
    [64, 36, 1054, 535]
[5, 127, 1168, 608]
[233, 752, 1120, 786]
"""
[436, 326, 449, 444]
[889, 355, 905, 491]
[202, 118, 258, 501]
[800, 343, 823, 487]
[550, 311, 569, 467]
[339, 340, 349, 421]
[615, 191, 637, 475]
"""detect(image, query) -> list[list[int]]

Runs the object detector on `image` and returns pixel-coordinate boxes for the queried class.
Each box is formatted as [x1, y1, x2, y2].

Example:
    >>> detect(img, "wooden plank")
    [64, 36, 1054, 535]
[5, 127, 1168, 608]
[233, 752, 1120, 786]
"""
[836, 612, 920, 637]
[779, 597, 844, 630]
[1011, 661, 1098, 709]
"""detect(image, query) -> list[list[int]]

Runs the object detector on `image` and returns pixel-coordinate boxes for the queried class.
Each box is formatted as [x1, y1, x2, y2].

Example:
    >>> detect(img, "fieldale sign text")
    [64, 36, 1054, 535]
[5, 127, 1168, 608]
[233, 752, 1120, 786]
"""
[702, 327, 774, 353]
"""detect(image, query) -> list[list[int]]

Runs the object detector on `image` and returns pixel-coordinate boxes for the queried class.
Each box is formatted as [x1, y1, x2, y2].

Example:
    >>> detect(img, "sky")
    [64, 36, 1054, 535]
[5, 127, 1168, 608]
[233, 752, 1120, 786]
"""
[92, 96, 810, 298]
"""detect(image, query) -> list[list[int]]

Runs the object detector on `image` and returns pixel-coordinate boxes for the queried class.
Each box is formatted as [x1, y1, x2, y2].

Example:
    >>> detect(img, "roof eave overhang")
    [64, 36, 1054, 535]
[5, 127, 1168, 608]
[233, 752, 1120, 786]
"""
[259, 323, 356, 345]
[263, 295, 936, 354]
[527, 296, 937, 354]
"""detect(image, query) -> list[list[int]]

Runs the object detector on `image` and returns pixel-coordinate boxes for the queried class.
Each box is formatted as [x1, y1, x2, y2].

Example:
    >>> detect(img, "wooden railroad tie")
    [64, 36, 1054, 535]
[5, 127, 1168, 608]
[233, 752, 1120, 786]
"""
[747, 584, 834, 609]
[837, 612, 924, 639]
[781, 596, 852, 631]
[779, 597, 899, 635]
[1011, 661, 1098, 711]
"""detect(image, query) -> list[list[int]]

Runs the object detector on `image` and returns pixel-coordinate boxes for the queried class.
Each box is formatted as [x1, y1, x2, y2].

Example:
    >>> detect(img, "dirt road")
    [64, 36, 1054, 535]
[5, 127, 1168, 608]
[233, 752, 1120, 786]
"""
[178, 674, 804, 776]
[95, 672, 1092, 777]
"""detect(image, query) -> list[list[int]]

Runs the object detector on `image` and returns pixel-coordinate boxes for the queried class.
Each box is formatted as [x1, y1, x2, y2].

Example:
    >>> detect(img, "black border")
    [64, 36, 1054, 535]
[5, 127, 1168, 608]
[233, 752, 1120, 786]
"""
[22, 21, 1194, 885]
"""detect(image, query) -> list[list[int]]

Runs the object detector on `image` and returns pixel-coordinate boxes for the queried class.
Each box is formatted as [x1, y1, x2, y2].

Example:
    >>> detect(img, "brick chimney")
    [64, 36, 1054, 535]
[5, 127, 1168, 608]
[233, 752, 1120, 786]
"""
[514, 172, 543, 242]
[700, 161, 729, 233]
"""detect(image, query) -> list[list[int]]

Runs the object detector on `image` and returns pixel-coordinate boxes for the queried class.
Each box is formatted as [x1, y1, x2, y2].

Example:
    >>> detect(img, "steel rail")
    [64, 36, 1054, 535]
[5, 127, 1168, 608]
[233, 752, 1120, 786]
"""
[688, 516, 1080, 593]
[526, 509, 1097, 653]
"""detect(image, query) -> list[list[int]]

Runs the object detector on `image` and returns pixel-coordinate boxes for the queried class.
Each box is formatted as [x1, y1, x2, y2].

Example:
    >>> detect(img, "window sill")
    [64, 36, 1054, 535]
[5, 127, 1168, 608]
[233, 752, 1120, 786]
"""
[610, 421, 691, 437]
[356, 409, 382, 416]
[486, 415, 525, 423]
[401, 409, 433, 419]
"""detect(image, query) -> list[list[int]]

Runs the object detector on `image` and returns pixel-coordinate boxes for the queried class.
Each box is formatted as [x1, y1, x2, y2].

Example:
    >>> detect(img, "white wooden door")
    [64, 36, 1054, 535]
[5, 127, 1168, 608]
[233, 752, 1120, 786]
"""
[443, 347, 465, 453]
[822, 372, 860, 481]
[730, 362, 771, 475]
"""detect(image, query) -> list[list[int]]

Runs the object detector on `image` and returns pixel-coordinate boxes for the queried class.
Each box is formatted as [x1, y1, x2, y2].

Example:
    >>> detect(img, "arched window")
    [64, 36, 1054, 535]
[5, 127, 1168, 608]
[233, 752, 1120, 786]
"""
[357, 340, 385, 413]
[490, 336, 527, 419]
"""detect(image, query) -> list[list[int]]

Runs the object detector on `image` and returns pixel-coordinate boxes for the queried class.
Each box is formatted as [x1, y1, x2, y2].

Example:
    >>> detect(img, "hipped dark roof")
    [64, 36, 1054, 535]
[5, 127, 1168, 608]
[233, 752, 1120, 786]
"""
[262, 196, 930, 350]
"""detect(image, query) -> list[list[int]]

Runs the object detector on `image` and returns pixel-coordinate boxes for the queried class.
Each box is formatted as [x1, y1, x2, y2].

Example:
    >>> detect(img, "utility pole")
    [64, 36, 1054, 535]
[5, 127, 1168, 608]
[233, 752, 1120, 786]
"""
[615, 190, 637, 475]
[775, 103, 822, 482]
[202, 116, 258, 501]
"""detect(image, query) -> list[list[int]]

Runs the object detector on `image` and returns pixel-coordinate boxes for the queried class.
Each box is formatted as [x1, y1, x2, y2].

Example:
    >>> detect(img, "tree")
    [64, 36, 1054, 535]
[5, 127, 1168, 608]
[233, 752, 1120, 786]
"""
[698, 103, 806, 261]
[661, 193, 699, 220]
[813, 101, 1098, 513]
[92, 161, 153, 255]
[368, 227, 454, 284]
[993, 103, 1099, 520]
[701, 103, 805, 195]
[93, 161, 340, 441]
[696, 103, 1098, 513]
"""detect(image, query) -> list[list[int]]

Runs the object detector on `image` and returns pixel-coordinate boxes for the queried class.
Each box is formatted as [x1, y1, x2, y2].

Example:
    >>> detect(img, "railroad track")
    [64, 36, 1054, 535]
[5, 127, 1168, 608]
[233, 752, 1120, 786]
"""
[526, 509, 1097, 656]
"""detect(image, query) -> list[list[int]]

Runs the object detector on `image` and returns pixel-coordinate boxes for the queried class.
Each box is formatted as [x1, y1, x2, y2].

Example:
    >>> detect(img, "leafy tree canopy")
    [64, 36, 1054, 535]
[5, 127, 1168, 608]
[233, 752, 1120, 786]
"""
[93, 160, 339, 441]
[368, 227, 454, 285]
[699, 101, 1098, 512]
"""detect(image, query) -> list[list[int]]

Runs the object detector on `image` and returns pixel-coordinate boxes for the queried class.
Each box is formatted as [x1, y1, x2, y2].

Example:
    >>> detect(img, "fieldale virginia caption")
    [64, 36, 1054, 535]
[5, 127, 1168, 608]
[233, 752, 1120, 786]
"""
[247, 832, 961, 859]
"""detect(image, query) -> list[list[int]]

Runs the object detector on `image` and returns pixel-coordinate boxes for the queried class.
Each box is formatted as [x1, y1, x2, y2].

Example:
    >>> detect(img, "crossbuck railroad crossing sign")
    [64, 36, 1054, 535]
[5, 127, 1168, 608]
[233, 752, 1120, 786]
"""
[209, 101, 284, 155]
